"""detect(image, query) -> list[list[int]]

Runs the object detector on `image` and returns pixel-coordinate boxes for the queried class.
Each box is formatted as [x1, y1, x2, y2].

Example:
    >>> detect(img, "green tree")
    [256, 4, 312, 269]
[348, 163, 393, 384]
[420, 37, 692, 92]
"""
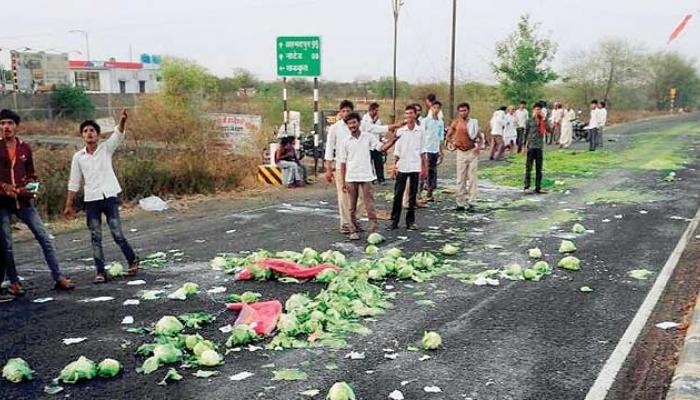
[160, 57, 217, 104]
[645, 51, 700, 110]
[493, 15, 558, 106]
[50, 85, 95, 120]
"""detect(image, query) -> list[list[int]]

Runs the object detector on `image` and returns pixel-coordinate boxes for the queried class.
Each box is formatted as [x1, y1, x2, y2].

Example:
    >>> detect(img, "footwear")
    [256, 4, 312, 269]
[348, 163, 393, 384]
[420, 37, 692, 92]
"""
[127, 260, 140, 276]
[466, 205, 476, 213]
[368, 221, 378, 234]
[7, 282, 24, 296]
[416, 202, 428, 209]
[55, 276, 75, 290]
[455, 206, 466, 212]
[339, 225, 352, 234]
[94, 273, 107, 284]
[406, 224, 418, 231]
[524, 188, 533, 194]
[385, 224, 399, 231]
[0, 292, 15, 303]
[535, 188, 549, 194]
[348, 232, 360, 240]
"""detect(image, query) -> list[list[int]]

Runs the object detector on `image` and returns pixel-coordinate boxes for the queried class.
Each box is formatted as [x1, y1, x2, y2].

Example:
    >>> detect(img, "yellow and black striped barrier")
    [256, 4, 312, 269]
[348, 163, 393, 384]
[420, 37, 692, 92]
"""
[256, 165, 283, 186]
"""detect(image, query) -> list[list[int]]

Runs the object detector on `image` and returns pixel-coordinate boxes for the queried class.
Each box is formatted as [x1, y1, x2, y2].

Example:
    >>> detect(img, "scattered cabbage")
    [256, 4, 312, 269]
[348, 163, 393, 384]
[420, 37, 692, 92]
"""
[58, 356, 97, 384]
[628, 269, 654, 280]
[96, 358, 121, 378]
[386, 248, 403, 259]
[522, 268, 541, 281]
[193, 341, 216, 357]
[365, 245, 379, 256]
[185, 334, 203, 350]
[500, 264, 523, 281]
[421, 331, 442, 350]
[249, 264, 272, 281]
[226, 325, 259, 347]
[580, 286, 593, 292]
[2, 358, 33, 383]
[209, 256, 228, 270]
[153, 343, 183, 364]
[528, 248, 542, 259]
[441, 244, 460, 256]
[326, 382, 356, 400]
[557, 256, 581, 271]
[396, 265, 415, 280]
[285, 293, 311, 313]
[367, 233, 384, 245]
[168, 282, 199, 300]
[154, 316, 184, 336]
[559, 240, 577, 253]
[533, 261, 552, 275]
[139, 356, 160, 374]
[302, 247, 319, 260]
[315, 269, 338, 283]
[106, 262, 124, 277]
[157, 368, 182, 386]
[572, 223, 586, 234]
[197, 349, 222, 367]
[367, 268, 385, 281]
[277, 313, 300, 336]
[178, 312, 214, 329]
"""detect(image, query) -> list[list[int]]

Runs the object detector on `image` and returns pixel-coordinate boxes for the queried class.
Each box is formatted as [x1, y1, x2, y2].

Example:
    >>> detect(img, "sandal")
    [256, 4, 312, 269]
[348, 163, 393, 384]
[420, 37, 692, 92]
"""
[127, 260, 140, 276]
[94, 273, 107, 284]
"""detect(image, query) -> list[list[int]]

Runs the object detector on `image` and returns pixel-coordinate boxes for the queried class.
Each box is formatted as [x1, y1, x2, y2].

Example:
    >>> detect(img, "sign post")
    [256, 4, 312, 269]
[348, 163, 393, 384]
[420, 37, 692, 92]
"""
[276, 36, 322, 176]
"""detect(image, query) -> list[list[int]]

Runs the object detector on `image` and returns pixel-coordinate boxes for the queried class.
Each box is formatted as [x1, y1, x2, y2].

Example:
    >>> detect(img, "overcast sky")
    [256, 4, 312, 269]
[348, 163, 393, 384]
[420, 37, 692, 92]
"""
[1, 0, 698, 83]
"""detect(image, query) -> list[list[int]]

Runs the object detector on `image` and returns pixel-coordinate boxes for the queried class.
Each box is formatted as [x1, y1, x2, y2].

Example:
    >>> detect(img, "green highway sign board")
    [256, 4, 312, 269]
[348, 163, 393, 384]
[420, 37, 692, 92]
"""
[276, 36, 321, 77]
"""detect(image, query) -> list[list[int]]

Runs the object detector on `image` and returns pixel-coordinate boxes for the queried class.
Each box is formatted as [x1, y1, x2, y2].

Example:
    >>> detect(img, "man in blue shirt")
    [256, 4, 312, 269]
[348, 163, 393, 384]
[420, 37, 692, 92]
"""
[422, 101, 445, 201]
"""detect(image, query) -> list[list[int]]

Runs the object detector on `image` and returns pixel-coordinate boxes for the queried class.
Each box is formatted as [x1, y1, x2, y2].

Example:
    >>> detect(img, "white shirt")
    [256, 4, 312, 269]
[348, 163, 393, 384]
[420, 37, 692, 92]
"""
[394, 125, 427, 173]
[489, 110, 506, 136]
[360, 113, 389, 141]
[552, 108, 565, 124]
[514, 108, 528, 128]
[338, 131, 383, 182]
[586, 109, 599, 130]
[562, 109, 576, 127]
[68, 126, 124, 202]
[598, 108, 607, 127]
[503, 113, 517, 142]
[324, 119, 351, 168]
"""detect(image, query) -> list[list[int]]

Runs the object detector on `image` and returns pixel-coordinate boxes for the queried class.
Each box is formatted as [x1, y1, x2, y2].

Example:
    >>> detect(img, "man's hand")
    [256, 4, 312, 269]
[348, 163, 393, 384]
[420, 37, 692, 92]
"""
[437, 152, 444, 165]
[16, 188, 35, 198]
[324, 170, 334, 183]
[1, 183, 18, 198]
[343, 182, 350, 193]
[420, 165, 428, 179]
[63, 206, 75, 219]
[389, 164, 398, 178]
[118, 109, 128, 132]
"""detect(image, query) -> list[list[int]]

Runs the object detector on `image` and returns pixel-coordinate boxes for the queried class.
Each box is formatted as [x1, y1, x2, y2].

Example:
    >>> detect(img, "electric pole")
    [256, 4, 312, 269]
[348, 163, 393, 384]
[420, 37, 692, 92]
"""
[448, 0, 457, 120]
[392, 0, 402, 122]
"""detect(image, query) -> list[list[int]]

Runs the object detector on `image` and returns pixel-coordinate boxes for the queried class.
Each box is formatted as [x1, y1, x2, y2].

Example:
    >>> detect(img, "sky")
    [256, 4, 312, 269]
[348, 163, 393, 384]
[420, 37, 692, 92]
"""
[1, 0, 698, 83]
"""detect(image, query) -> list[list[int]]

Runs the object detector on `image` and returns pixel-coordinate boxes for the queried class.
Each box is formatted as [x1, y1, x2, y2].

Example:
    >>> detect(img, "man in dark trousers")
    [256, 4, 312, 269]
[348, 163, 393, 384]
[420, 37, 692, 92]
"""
[64, 110, 139, 284]
[388, 105, 428, 230]
[523, 103, 548, 194]
[0, 109, 75, 295]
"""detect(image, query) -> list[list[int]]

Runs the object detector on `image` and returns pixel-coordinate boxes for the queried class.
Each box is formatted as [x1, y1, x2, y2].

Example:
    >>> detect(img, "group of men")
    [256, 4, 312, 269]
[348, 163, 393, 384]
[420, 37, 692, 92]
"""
[0, 109, 139, 302]
[586, 100, 608, 151]
[323, 96, 483, 240]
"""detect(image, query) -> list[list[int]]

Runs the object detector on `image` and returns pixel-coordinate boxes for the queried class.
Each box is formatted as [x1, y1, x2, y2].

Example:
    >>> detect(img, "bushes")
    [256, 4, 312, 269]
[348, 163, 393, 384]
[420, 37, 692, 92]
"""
[50, 86, 95, 120]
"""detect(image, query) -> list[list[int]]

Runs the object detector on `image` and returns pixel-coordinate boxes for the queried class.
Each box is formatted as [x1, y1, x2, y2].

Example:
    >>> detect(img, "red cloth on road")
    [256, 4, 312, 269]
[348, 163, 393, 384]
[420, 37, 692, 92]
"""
[233, 258, 341, 281]
[226, 300, 282, 336]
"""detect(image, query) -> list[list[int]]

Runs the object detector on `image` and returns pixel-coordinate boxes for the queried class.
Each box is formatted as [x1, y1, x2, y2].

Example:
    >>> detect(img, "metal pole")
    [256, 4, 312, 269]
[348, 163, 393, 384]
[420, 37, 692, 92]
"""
[313, 77, 319, 177]
[392, 0, 400, 123]
[448, 0, 457, 120]
[283, 77, 288, 135]
[85, 32, 90, 61]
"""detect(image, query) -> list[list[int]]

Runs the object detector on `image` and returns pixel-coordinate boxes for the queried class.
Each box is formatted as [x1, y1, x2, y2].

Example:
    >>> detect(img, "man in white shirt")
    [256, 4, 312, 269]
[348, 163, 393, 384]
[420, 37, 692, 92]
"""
[597, 101, 607, 148]
[64, 109, 139, 283]
[388, 105, 428, 231]
[339, 112, 398, 240]
[514, 101, 529, 153]
[361, 102, 390, 184]
[550, 102, 564, 145]
[324, 100, 355, 233]
[489, 107, 506, 160]
[586, 100, 600, 151]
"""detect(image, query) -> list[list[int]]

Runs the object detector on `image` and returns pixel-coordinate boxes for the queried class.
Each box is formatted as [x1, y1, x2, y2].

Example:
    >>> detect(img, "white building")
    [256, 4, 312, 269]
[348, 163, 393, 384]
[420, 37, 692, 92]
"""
[69, 57, 161, 94]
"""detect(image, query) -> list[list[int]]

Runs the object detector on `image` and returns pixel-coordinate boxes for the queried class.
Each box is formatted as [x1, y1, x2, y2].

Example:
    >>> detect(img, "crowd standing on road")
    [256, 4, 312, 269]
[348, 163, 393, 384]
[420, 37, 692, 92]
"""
[0, 94, 609, 299]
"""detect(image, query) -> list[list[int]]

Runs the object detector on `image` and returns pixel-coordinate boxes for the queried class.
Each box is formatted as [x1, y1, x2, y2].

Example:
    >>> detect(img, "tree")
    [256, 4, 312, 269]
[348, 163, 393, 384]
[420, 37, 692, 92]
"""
[493, 15, 558, 106]
[160, 57, 217, 104]
[597, 39, 643, 103]
[644, 52, 700, 110]
[50, 85, 95, 120]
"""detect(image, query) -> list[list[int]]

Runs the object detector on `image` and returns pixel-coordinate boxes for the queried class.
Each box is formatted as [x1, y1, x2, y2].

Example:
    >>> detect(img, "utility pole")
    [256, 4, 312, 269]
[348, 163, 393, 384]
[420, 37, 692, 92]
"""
[69, 30, 90, 61]
[448, 0, 457, 120]
[392, 0, 402, 122]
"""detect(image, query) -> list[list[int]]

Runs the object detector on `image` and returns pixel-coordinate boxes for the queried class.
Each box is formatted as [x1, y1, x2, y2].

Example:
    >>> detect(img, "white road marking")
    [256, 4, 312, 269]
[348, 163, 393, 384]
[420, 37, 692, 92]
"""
[585, 207, 700, 400]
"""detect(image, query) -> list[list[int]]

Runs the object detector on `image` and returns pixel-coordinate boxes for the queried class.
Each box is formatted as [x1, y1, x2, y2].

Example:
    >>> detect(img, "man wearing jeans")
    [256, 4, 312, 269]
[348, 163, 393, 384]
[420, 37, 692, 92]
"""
[0, 109, 75, 294]
[422, 101, 445, 201]
[63, 110, 139, 284]
[523, 103, 548, 194]
[447, 102, 481, 213]
[360, 102, 391, 184]
[388, 105, 427, 231]
[339, 112, 398, 240]
[514, 101, 528, 154]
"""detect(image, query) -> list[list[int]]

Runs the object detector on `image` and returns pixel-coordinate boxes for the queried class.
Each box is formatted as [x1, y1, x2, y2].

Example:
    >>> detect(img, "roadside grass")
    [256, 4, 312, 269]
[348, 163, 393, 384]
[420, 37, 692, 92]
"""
[583, 190, 662, 205]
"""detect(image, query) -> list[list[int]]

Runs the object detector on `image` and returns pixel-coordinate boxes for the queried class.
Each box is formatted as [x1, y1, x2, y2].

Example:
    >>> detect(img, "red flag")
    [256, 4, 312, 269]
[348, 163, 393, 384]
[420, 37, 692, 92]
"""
[668, 14, 693, 43]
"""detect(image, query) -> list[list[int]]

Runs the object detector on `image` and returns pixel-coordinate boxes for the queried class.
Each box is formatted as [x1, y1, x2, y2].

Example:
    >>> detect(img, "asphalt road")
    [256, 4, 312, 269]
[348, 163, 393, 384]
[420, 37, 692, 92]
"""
[1, 114, 699, 400]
